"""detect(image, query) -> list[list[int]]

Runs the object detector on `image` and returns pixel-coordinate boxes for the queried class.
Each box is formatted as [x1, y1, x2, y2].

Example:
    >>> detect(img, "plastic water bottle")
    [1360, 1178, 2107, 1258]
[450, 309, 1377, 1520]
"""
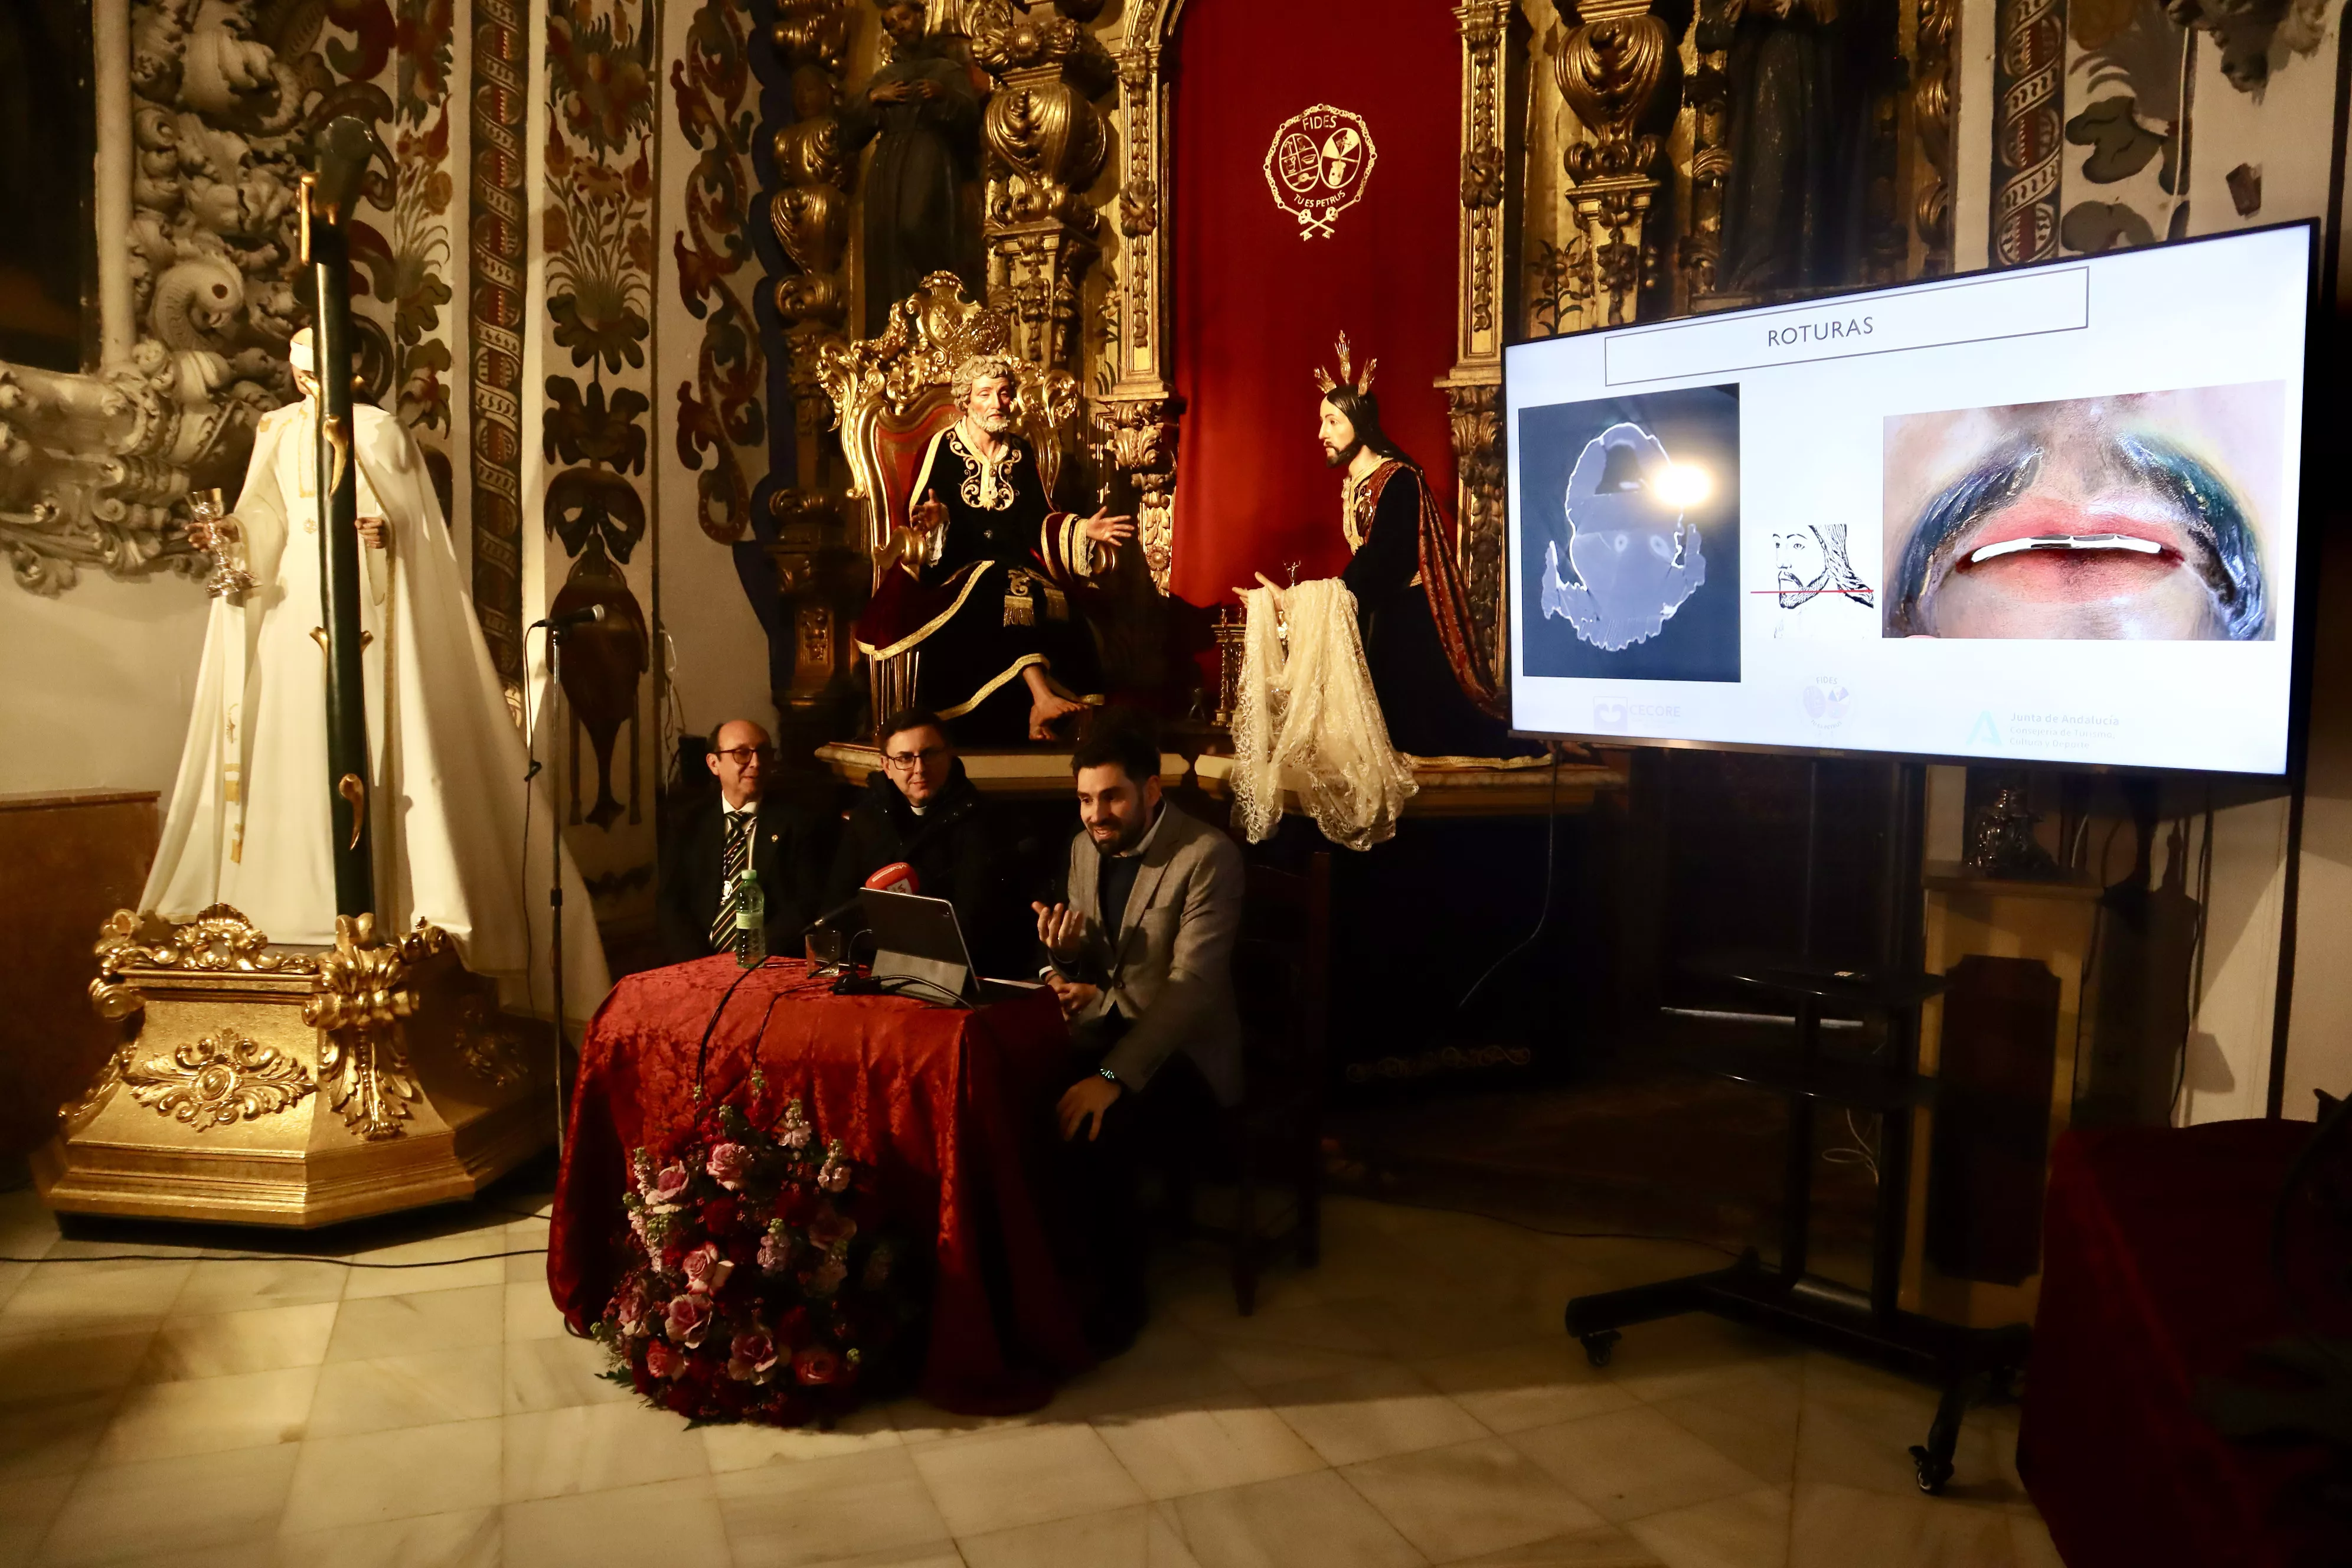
[734, 868, 766, 968]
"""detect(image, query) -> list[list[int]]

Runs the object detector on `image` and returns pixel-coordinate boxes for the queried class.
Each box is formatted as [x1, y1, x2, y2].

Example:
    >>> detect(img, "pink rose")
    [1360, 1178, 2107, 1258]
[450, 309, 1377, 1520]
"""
[706, 1143, 750, 1191]
[649, 1162, 691, 1207]
[808, 1210, 857, 1249]
[645, 1338, 685, 1379]
[681, 1242, 734, 1297]
[792, 1345, 844, 1386]
[805, 1256, 848, 1296]
[757, 1231, 792, 1275]
[664, 1293, 713, 1347]
[727, 1328, 778, 1381]
[615, 1283, 649, 1337]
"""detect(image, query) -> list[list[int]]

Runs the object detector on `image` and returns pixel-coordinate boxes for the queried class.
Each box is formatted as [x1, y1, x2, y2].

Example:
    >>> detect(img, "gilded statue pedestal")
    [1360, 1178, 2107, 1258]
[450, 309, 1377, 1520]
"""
[34, 906, 554, 1228]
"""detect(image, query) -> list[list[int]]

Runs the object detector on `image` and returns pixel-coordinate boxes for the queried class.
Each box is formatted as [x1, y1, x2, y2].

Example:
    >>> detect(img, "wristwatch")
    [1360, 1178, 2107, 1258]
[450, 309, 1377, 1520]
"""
[1096, 1066, 1124, 1090]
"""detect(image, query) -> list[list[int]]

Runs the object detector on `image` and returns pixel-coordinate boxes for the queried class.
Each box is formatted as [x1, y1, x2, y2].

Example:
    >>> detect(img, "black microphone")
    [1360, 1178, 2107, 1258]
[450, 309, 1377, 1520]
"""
[530, 604, 607, 631]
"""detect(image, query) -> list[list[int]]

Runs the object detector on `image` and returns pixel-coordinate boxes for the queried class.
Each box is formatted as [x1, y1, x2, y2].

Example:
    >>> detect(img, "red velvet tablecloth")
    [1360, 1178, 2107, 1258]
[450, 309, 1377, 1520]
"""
[2020, 1120, 2350, 1568]
[548, 958, 1094, 1413]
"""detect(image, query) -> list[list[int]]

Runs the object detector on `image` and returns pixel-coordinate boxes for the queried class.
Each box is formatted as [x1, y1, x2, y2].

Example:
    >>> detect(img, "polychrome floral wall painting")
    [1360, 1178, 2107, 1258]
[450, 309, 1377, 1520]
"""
[544, 0, 660, 927]
[671, 0, 767, 550]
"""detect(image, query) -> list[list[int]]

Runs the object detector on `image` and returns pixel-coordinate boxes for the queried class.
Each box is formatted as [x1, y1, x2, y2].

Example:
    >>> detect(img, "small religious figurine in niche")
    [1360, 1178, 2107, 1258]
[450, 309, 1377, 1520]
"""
[841, 0, 984, 336]
[1306, 335, 1523, 759]
[1701, 0, 1891, 295]
[143, 329, 610, 1020]
[854, 354, 1135, 741]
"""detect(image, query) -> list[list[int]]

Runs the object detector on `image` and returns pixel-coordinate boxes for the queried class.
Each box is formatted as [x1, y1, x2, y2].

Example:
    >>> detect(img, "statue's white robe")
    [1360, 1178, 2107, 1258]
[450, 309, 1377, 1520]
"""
[143, 398, 612, 1024]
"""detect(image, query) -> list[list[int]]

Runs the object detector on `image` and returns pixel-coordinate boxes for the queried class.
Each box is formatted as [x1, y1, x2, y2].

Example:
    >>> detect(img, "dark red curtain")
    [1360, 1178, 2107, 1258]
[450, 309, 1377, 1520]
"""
[1169, 0, 1461, 607]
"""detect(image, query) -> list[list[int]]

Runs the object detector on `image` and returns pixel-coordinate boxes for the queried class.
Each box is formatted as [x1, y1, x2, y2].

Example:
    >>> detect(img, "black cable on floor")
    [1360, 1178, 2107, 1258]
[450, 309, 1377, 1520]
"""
[0, 1248, 546, 1268]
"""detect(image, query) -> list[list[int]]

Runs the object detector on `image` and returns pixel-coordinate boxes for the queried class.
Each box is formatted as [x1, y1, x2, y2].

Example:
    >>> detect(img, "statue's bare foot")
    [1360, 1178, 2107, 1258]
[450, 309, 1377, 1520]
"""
[1028, 692, 1084, 740]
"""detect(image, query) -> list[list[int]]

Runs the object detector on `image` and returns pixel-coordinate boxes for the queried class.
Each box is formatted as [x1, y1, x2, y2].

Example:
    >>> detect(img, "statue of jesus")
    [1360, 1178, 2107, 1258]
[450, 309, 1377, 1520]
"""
[1308, 336, 1520, 758]
[854, 354, 1134, 741]
[143, 329, 610, 1023]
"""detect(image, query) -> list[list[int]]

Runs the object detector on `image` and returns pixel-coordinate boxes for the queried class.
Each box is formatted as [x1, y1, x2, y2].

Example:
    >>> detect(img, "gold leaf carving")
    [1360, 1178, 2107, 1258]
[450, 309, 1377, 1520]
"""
[120, 1029, 316, 1132]
[303, 914, 430, 1141]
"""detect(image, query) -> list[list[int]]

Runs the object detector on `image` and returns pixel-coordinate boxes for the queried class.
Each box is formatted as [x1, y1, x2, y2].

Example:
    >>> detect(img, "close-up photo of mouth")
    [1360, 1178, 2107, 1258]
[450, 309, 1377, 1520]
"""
[1886, 415, 2271, 641]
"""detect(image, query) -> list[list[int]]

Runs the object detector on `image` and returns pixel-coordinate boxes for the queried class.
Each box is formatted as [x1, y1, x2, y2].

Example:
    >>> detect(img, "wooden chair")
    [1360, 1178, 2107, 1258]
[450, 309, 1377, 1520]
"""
[1208, 852, 1332, 1314]
[816, 272, 1086, 726]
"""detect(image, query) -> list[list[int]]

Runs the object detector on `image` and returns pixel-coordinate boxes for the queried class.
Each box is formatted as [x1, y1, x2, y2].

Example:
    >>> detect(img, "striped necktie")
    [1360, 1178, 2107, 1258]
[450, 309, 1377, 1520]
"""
[708, 810, 754, 951]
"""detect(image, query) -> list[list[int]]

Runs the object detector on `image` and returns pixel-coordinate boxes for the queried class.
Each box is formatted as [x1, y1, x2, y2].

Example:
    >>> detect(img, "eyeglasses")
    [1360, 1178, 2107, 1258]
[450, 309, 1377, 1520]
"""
[881, 746, 949, 772]
[714, 746, 774, 767]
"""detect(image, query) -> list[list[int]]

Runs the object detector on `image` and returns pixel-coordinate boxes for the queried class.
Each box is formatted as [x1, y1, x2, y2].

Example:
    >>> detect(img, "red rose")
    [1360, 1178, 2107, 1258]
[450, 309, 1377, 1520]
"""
[792, 1345, 844, 1386]
[680, 1243, 734, 1298]
[701, 1197, 740, 1234]
[648, 1162, 692, 1207]
[776, 1305, 812, 1348]
[706, 1142, 752, 1191]
[728, 1328, 779, 1381]
[645, 1338, 685, 1379]
[664, 1293, 713, 1347]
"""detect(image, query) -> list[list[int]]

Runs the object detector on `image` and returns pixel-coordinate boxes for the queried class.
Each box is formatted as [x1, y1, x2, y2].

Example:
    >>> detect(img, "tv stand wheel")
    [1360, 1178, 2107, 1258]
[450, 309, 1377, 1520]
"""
[1579, 1330, 1620, 1369]
[1909, 1444, 1954, 1495]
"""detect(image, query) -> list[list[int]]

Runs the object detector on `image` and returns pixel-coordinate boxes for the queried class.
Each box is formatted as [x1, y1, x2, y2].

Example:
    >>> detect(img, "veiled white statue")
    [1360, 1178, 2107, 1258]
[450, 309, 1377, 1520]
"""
[144, 330, 610, 1023]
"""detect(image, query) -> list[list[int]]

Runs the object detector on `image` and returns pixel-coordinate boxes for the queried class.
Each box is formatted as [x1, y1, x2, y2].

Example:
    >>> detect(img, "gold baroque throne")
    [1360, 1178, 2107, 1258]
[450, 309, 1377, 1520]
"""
[817, 272, 1089, 724]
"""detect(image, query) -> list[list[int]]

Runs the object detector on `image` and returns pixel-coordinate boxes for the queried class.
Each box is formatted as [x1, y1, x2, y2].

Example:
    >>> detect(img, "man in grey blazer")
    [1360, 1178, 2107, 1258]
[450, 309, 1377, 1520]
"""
[1032, 711, 1243, 1347]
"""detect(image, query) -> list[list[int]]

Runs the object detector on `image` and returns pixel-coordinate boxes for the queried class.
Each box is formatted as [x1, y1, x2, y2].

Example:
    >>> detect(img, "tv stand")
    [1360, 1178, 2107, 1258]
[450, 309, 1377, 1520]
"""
[1565, 955, 2033, 1495]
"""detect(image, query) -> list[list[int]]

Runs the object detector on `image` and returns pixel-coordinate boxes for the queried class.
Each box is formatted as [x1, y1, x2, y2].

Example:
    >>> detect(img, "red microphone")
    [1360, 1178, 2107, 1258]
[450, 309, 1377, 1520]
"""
[863, 861, 919, 896]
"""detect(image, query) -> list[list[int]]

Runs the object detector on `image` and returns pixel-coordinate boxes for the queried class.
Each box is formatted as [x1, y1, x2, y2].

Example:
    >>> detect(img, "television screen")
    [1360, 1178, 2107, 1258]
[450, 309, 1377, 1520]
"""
[1503, 224, 2313, 775]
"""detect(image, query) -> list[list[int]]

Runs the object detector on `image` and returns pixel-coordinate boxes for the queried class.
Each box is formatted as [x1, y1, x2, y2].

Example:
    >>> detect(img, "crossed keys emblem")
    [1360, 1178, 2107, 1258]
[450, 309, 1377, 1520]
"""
[1263, 104, 1378, 240]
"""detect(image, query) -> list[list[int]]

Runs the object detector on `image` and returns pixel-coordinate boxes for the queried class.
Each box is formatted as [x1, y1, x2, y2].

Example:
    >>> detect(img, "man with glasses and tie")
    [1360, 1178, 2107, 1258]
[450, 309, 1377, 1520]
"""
[826, 708, 1028, 974]
[656, 719, 834, 965]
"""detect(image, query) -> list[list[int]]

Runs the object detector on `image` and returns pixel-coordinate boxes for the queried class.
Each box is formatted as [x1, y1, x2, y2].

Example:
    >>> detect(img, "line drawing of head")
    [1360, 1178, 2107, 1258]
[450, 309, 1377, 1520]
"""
[1540, 421, 1709, 652]
[1886, 398, 2268, 641]
[1775, 523, 1875, 612]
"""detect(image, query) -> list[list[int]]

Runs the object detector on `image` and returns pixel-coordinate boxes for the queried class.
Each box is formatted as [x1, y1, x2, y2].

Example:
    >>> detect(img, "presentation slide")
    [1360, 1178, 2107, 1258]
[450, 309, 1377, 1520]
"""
[1503, 225, 2312, 775]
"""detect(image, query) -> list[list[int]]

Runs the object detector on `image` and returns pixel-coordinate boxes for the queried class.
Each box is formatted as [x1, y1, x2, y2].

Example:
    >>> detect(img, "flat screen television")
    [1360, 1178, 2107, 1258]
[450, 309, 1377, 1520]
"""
[1502, 223, 2315, 776]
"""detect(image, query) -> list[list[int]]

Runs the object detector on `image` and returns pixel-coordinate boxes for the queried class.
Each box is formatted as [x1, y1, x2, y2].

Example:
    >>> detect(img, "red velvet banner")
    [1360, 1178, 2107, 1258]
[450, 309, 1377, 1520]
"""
[1169, 0, 1462, 608]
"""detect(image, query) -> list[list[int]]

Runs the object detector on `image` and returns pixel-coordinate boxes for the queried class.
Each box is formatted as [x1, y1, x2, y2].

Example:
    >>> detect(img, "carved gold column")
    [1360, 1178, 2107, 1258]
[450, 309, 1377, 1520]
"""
[766, 0, 853, 496]
[760, 0, 862, 742]
[1912, 0, 1957, 275]
[1552, 0, 1676, 327]
[1097, 25, 1181, 593]
[968, 1, 1116, 371]
[1680, 21, 1731, 306]
[1439, 0, 1518, 684]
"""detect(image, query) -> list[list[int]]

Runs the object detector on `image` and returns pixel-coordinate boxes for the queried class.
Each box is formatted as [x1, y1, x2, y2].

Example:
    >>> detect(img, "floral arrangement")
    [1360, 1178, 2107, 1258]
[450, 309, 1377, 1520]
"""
[593, 1085, 913, 1425]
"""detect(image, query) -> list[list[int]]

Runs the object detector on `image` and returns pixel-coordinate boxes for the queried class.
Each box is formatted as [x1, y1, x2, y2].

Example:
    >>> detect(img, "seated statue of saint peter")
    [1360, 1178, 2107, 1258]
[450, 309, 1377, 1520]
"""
[854, 355, 1135, 742]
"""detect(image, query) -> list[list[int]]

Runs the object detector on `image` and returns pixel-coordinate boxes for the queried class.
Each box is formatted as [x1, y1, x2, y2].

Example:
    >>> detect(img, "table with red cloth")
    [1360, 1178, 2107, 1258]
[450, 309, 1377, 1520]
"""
[2020, 1119, 2351, 1568]
[547, 957, 1095, 1415]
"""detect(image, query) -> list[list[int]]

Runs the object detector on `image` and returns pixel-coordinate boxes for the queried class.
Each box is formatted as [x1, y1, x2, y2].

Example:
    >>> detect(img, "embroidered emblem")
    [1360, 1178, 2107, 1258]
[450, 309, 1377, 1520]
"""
[1264, 105, 1377, 240]
[949, 427, 1021, 512]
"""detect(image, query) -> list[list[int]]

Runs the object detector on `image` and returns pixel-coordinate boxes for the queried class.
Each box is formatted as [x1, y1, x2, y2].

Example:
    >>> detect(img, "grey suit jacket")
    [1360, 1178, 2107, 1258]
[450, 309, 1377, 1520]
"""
[1054, 803, 1245, 1106]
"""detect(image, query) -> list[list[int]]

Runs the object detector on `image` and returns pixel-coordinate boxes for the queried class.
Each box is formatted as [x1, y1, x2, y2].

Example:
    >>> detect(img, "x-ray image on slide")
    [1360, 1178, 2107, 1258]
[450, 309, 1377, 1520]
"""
[1884, 381, 2283, 641]
[1518, 384, 1741, 682]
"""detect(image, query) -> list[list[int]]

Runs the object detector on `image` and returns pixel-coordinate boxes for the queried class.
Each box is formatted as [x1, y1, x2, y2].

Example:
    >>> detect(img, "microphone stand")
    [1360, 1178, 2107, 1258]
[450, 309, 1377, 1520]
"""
[538, 620, 573, 1154]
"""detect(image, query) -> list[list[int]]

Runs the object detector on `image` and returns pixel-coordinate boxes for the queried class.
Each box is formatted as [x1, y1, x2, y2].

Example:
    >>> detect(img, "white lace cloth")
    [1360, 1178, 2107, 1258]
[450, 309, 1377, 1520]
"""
[1230, 579, 1417, 851]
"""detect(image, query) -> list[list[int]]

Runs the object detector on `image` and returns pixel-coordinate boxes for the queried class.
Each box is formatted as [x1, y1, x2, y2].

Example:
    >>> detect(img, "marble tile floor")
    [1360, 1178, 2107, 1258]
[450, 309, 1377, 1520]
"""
[0, 1184, 2064, 1568]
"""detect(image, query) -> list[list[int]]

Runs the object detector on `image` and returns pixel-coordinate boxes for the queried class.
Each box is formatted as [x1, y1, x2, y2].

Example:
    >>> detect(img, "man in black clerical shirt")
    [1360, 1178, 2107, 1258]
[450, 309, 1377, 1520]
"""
[825, 708, 1028, 975]
[656, 719, 833, 965]
[1033, 711, 1244, 1349]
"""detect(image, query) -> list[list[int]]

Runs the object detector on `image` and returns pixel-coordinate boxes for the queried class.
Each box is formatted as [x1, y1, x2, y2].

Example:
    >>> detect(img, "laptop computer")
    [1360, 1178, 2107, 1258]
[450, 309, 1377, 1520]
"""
[857, 888, 1041, 1004]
